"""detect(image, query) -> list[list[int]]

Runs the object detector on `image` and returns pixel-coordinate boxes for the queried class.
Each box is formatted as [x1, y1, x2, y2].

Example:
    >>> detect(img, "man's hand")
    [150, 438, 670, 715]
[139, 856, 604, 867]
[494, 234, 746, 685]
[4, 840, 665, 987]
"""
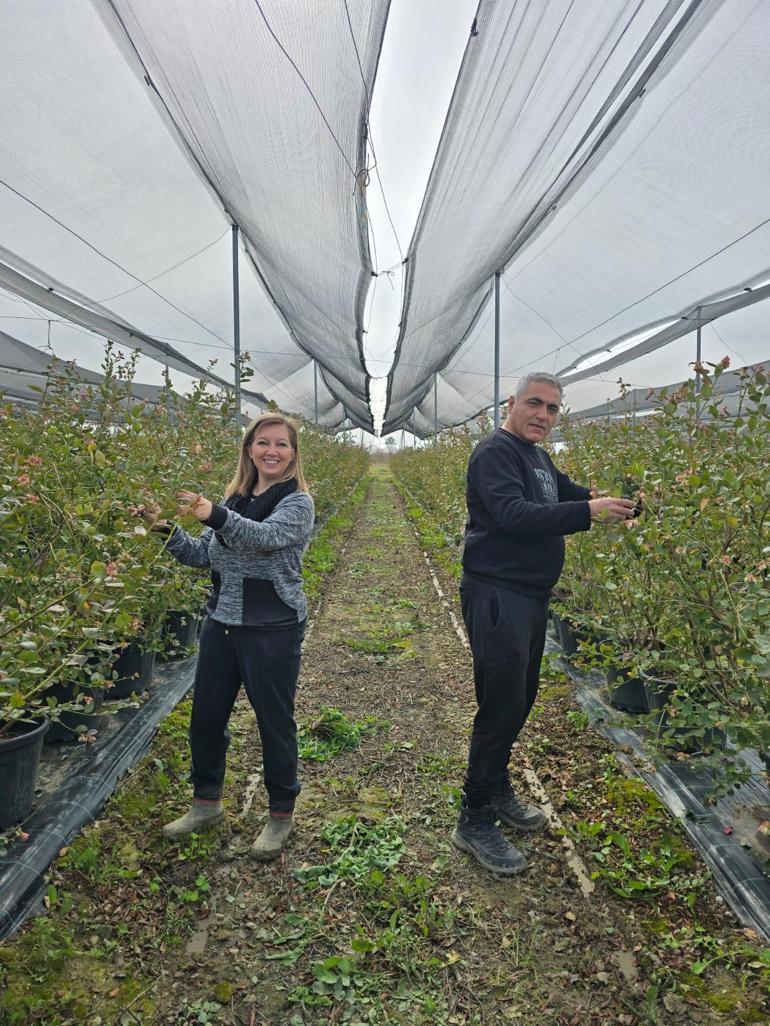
[177, 490, 213, 522]
[588, 496, 636, 524]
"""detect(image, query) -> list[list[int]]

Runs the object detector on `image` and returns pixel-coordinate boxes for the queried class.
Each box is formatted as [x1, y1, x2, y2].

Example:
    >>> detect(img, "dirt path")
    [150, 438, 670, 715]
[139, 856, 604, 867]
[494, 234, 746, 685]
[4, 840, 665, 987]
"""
[2, 467, 767, 1026]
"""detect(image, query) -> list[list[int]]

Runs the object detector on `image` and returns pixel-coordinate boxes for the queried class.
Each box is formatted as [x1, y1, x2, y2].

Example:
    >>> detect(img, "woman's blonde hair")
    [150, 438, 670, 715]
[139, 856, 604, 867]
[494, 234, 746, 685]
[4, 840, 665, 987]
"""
[224, 413, 309, 498]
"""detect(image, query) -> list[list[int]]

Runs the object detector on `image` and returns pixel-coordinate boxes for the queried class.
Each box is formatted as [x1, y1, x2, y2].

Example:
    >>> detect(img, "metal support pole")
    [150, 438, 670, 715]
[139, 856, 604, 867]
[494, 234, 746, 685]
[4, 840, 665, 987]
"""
[694, 308, 703, 423]
[493, 271, 501, 428]
[313, 359, 319, 424]
[433, 372, 438, 444]
[232, 224, 241, 426]
[400, 427, 405, 450]
[413, 409, 417, 448]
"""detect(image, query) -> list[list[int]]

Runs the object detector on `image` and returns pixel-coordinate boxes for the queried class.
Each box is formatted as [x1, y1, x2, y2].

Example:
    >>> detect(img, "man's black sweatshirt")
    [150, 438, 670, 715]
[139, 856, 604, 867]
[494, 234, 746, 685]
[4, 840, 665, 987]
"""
[462, 428, 592, 598]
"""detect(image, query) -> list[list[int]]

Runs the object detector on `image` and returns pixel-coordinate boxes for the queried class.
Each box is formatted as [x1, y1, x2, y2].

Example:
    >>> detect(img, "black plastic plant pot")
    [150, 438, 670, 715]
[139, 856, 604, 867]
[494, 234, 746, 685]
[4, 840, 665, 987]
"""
[641, 672, 725, 753]
[107, 644, 156, 700]
[0, 718, 49, 829]
[160, 610, 199, 659]
[44, 684, 106, 744]
[607, 665, 649, 714]
[640, 671, 674, 719]
[558, 619, 581, 658]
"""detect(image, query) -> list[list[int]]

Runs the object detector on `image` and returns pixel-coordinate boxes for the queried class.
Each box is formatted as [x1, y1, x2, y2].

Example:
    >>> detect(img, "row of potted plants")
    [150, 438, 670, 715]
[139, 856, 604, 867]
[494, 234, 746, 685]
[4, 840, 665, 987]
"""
[0, 346, 369, 827]
[554, 362, 769, 793]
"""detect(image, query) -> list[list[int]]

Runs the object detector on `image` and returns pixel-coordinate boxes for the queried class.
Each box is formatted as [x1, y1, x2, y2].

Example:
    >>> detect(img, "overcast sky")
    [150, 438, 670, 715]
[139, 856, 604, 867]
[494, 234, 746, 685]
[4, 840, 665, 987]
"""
[363, 0, 479, 437]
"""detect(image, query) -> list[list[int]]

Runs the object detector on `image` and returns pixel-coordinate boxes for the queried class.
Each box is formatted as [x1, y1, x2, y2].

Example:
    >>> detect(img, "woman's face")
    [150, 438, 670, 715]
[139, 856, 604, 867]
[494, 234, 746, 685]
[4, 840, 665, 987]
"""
[248, 423, 295, 484]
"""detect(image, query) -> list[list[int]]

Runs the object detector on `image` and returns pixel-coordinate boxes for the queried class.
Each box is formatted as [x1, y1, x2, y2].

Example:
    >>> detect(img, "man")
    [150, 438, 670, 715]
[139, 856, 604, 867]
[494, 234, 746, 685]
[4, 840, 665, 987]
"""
[451, 372, 635, 874]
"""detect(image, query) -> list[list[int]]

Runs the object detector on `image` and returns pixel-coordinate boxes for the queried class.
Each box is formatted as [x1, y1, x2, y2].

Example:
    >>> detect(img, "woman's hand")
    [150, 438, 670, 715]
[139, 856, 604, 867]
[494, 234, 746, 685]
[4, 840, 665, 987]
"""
[129, 498, 169, 531]
[177, 490, 213, 522]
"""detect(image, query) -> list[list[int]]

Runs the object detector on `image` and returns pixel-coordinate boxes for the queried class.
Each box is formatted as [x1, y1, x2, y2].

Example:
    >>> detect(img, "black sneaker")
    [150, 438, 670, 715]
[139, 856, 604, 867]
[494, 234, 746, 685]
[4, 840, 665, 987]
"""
[492, 778, 547, 832]
[451, 804, 527, 875]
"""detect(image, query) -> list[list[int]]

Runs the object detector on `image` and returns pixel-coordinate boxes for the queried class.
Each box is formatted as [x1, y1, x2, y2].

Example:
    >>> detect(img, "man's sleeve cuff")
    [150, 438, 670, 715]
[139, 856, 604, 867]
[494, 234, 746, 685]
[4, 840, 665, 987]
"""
[204, 503, 228, 530]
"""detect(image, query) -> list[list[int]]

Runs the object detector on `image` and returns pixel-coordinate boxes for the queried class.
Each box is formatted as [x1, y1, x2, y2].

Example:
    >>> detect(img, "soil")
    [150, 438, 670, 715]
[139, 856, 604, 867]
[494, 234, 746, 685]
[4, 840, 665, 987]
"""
[0, 467, 767, 1026]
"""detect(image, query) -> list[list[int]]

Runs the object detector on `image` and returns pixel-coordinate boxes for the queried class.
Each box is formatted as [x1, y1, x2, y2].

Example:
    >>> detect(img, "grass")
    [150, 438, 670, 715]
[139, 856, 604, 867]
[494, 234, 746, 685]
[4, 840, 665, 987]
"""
[298, 706, 376, 762]
[302, 474, 370, 605]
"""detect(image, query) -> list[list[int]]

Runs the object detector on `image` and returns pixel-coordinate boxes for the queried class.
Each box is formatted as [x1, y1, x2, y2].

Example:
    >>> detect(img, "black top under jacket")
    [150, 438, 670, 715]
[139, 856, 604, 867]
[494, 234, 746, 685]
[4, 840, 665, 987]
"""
[462, 429, 592, 598]
[204, 479, 301, 629]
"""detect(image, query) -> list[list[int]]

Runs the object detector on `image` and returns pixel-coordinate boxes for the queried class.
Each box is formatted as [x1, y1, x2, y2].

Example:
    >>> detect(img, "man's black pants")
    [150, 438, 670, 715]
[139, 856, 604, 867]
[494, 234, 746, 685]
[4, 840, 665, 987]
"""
[189, 616, 305, 812]
[459, 575, 548, 808]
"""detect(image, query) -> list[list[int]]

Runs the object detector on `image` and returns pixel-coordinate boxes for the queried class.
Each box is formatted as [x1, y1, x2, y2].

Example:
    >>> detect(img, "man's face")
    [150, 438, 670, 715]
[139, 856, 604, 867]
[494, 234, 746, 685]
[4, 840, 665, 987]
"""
[503, 382, 561, 444]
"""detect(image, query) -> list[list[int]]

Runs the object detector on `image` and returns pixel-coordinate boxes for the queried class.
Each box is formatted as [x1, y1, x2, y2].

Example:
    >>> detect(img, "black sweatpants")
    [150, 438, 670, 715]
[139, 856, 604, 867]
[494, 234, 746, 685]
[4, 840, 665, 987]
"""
[189, 616, 305, 812]
[460, 575, 548, 808]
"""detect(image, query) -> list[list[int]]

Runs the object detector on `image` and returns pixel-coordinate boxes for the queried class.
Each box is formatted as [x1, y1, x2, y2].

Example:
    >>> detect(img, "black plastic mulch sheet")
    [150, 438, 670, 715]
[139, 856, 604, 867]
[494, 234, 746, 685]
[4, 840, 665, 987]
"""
[547, 634, 770, 942]
[0, 657, 196, 940]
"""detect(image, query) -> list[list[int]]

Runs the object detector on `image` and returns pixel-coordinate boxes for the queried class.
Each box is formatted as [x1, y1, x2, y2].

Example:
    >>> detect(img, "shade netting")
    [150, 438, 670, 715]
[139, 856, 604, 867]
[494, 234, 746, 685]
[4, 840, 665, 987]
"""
[0, 0, 390, 430]
[0, 331, 244, 415]
[384, 0, 770, 435]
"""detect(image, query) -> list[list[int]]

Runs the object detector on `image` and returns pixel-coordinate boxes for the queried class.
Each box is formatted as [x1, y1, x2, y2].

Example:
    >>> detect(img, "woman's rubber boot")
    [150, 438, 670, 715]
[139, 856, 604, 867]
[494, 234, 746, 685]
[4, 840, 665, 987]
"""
[162, 800, 225, 840]
[251, 813, 294, 861]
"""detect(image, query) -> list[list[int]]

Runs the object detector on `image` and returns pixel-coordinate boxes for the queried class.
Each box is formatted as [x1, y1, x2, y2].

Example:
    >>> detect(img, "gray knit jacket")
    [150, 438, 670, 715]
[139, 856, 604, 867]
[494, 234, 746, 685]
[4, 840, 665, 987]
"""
[165, 492, 315, 625]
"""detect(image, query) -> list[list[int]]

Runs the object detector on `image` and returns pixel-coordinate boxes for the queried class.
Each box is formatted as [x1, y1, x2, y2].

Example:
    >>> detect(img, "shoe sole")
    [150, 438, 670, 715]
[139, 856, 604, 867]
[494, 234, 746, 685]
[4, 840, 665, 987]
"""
[162, 811, 225, 840]
[450, 829, 527, 876]
[494, 811, 548, 833]
[250, 845, 283, 862]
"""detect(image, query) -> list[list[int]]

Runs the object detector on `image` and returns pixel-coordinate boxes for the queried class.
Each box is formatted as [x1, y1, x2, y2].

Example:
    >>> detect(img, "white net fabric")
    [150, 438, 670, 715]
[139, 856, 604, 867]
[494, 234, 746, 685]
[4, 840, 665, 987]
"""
[384, 0, 770, 435]
[0, 330, 219, 413]
[0, 0, 389, 430]
[559, 359, 769, 427]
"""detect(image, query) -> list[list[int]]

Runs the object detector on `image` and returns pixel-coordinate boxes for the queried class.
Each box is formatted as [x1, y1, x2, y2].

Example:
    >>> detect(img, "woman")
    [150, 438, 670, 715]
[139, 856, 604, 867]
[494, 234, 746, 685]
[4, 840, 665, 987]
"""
[135, 413, 314, 861]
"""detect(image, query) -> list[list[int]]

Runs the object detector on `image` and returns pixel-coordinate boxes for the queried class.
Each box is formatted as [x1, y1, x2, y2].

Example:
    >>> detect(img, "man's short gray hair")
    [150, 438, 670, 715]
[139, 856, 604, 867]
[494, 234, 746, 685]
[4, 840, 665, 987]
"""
[514, 372, 564, 399]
